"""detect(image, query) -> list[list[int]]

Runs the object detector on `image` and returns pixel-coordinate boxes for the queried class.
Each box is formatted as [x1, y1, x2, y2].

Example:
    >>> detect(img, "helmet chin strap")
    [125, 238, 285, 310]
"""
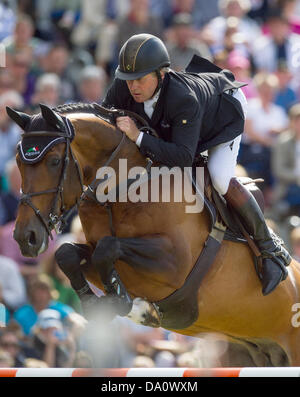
[151, 69, 163, 98]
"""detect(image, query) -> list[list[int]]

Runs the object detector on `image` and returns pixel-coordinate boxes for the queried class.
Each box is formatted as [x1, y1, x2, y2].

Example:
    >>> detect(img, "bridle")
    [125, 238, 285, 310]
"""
[19, 129, 84, 239]
[19, 108, 154, 239]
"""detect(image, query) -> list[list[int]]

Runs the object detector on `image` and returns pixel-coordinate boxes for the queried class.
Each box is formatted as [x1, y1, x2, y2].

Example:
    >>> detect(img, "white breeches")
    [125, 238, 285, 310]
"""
[207, 88, 248, 196]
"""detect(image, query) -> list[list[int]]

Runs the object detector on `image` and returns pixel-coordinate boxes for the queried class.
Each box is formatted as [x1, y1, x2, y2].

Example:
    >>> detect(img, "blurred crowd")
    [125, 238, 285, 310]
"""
[0, 0, 300, 368]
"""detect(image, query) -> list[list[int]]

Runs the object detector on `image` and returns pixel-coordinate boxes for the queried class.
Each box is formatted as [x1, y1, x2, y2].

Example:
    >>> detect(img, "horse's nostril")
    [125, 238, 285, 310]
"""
[28, 231, 36, 246]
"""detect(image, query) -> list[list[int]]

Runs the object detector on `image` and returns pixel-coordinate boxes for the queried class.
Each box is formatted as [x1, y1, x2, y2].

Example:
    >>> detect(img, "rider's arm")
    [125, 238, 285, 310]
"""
[139, 94, 204, 168]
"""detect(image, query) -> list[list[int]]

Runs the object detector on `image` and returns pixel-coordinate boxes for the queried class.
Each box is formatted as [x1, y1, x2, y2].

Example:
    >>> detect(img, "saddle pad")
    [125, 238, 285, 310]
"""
[18, 117, 74, 164]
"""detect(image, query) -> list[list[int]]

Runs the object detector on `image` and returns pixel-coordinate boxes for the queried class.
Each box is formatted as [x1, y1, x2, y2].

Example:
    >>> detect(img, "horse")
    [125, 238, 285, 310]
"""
[7, 103, 300, 367]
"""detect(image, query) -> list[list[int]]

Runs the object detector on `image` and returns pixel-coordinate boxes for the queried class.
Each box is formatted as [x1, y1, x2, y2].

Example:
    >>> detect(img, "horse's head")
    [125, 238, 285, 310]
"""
[7, 104, 83, 257]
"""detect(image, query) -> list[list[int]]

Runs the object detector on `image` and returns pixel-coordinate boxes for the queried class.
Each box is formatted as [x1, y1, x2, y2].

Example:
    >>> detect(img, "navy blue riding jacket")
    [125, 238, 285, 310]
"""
[102, 55, 246, 168]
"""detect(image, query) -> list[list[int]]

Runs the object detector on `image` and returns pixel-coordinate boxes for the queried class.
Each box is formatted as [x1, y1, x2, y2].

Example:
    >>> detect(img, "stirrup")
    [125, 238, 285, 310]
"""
[260, 246, 290, 281]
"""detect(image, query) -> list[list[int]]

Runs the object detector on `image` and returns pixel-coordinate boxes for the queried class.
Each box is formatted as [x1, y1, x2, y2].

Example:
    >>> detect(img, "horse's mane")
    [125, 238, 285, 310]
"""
[53, 102, 99, 115]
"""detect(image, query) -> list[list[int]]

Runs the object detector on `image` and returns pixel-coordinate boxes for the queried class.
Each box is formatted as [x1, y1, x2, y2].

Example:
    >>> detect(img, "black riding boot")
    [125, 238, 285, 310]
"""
[224, 177, 291, 295]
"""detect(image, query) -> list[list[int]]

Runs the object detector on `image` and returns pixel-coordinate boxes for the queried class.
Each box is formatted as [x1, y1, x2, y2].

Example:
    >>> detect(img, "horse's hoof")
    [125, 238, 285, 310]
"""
[127, 298, 161, 327]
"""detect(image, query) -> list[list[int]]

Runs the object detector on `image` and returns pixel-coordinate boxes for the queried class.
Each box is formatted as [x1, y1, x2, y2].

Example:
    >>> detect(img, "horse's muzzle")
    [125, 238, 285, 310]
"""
[13, 221, 49, 257]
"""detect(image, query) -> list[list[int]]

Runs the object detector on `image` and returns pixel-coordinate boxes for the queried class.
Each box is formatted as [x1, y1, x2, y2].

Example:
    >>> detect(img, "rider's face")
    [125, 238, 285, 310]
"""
[126, 72, 159, 103]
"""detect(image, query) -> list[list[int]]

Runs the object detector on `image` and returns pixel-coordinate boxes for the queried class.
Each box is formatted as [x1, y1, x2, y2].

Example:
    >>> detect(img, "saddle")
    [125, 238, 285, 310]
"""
[193, 155, 265, 245]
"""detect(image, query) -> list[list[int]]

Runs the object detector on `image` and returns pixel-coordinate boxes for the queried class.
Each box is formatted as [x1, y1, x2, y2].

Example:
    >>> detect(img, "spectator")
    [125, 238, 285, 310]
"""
[0, 330, 29, 367]
[202, 0, 261, 51]
[41, 44, 76, 102]
[166, 13, 212, 72]
[0, 284, 10, 326]
[7, 51, 36, 105]
[227, 51, 257, 99]
[73, 350, 93, 368]
[276, 0, 300, 35]
[0, 159, 21, 225]
[115, 0, 164, 53]
[0, 1, 16, 42]
[0, 90, 23, 186]
[0, 348, 14, 368]
[13, 274, 74, 336]
[0, 70, 14, 97]
[252, 8, 300, 92]
[274, 60, 298, 112]
[239, 72, 289, 197]
[41, 248, 81, 313]
[24, 357, 48, 368]
[176, 351, 200, 367]
[154, 350, 177, 367]
[77, 66, 107, 103]
[0, 255, 26, 311]
[219, 16, 250, 55]
[132, 354, 155, 367]
[155, 0, 220, 30]
[29, 73, 62, 111]
[3, 14, 37, 58]
[95, 1, 130, 70]
[71, 0, 107, 48]
[272, 103, 300, 215]
[30, 308, 77, 367]
[117, 317, 164, 367]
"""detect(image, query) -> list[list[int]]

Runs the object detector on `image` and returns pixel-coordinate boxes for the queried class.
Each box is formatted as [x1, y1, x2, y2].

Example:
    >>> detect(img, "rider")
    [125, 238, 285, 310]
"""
[101, 33, 291, 300]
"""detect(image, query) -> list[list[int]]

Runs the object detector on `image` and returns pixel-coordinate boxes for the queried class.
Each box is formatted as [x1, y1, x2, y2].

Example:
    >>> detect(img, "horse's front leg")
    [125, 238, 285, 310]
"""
[91, 234, 183, 323]
[90, 236, 133, 317]
[55, 242, 118, 320]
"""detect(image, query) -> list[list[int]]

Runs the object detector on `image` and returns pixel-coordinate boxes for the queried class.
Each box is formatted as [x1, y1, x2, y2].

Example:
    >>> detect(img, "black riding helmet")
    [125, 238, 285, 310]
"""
[115, 33, 170, 81]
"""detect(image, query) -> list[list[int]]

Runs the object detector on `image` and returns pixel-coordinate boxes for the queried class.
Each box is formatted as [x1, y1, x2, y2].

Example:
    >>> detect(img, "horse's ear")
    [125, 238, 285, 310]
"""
[6, 107, 31, 130]
[39, 103, 64, 130]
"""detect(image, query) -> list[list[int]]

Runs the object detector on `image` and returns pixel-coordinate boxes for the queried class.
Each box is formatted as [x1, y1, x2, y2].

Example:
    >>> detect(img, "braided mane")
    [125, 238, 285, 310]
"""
[53, 102, 99, 115]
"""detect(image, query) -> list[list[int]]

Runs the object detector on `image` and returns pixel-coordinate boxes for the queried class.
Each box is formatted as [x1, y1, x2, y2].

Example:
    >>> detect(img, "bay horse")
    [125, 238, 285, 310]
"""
[7, 103, 300, 367]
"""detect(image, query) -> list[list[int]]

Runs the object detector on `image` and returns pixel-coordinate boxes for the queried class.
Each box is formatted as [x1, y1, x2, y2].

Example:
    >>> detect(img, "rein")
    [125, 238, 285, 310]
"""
[80, 105, 155, 237]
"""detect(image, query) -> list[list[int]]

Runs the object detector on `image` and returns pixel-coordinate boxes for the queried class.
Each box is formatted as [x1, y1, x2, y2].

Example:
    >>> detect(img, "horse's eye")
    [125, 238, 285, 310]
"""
[51, 158, 61, 167]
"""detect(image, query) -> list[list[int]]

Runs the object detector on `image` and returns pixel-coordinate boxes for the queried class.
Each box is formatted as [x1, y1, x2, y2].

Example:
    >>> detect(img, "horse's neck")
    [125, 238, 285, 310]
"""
[70, 114, 146, 185]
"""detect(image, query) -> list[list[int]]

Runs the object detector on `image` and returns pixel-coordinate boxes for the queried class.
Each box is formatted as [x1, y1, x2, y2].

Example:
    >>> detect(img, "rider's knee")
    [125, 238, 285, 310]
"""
[210, 175, 231, 196]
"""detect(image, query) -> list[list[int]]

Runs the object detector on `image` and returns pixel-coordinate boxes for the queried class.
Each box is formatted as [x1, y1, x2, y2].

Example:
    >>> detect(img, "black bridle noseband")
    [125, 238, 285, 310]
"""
[19, 129, 84, 239]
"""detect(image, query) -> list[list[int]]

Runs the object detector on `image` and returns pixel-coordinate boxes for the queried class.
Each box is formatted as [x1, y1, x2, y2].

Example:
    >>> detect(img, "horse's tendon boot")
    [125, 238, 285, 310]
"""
[55, 242, 92, 293]
[224, 177, 291, 295]
[107, 269, 133, 317]
[92, 236, 133, 316]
